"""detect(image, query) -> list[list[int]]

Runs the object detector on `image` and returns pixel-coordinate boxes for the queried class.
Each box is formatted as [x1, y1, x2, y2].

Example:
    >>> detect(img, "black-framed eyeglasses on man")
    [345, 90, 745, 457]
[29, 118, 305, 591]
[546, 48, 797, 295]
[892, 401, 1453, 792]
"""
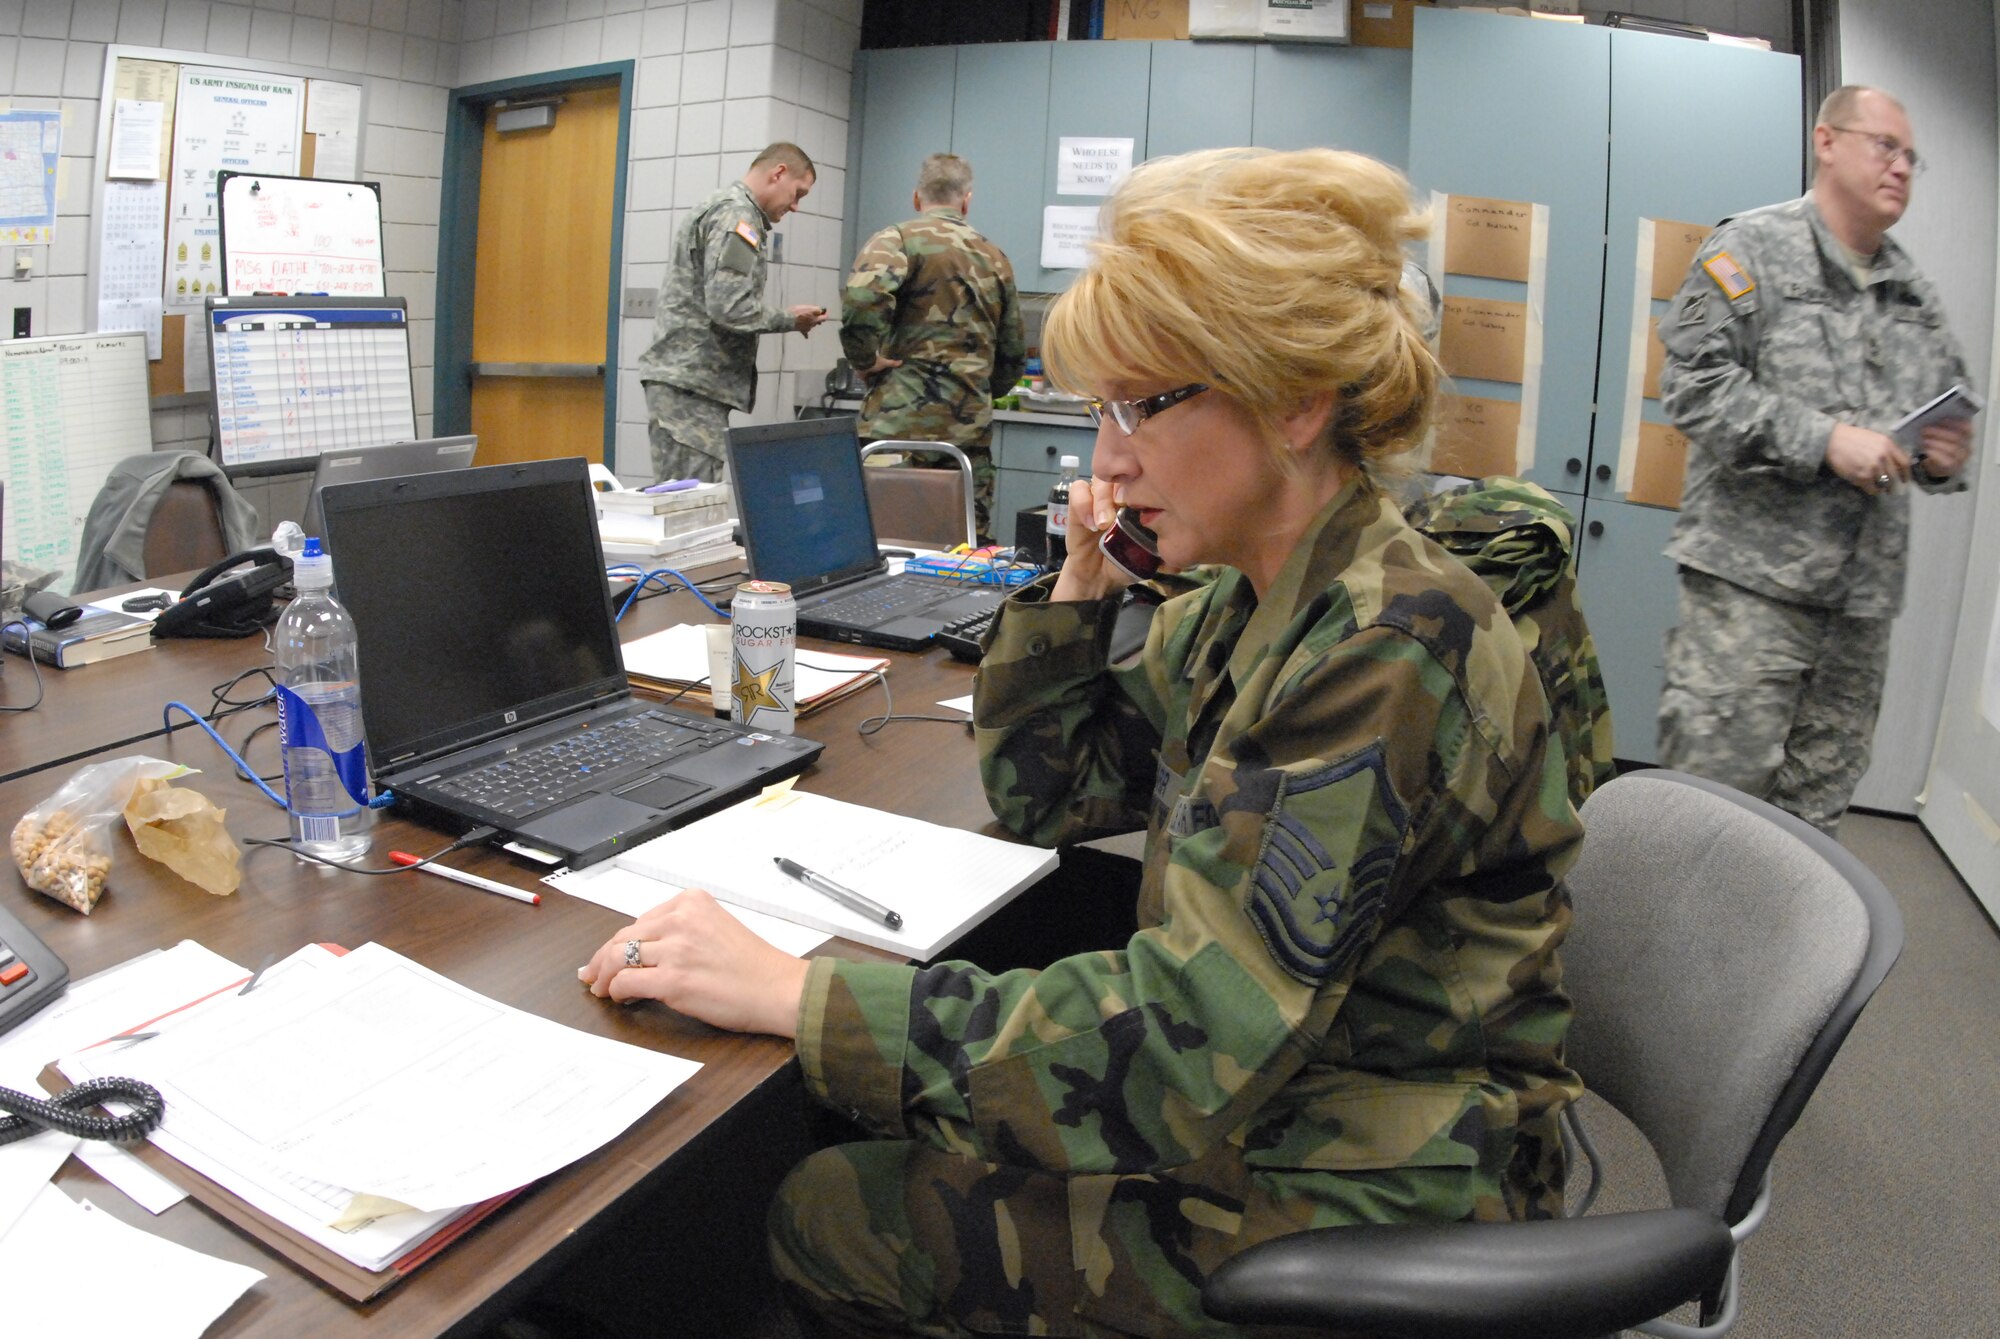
[1826, 125, 1925, 176]
[1085, 383, 1210, 436]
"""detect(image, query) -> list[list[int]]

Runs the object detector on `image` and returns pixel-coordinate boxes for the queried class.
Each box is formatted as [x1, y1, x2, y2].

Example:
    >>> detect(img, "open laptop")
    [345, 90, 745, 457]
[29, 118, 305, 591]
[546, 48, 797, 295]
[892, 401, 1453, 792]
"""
[318, 457, 822, 869]
[728, 417, 1005, 652]
[301, 435, 480, 545]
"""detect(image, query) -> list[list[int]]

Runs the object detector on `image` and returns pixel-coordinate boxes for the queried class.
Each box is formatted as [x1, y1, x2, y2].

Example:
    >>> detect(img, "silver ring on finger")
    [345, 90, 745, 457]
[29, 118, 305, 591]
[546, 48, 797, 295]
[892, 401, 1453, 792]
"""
[1875, 473, 1892, 489]
[624, 938, 643, 968]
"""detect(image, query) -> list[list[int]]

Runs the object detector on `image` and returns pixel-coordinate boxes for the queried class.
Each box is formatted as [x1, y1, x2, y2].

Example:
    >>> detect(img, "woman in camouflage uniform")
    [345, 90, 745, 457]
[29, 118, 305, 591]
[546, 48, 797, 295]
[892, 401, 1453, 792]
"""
[581, 147, 1583, 1338]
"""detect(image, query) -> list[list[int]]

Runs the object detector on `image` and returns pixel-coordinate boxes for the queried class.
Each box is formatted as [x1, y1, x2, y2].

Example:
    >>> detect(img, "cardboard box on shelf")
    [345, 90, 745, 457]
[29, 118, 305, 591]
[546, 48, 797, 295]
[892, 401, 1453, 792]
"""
[1350, 0, 1436, 49]
[1260, 0, 1350, 42]
[1104, 0, 1191, 39]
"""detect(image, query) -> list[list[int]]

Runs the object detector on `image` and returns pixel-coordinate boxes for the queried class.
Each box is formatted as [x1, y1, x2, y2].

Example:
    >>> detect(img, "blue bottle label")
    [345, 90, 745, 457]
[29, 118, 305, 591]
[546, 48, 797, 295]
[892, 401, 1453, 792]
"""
[275, 683, 371, 809]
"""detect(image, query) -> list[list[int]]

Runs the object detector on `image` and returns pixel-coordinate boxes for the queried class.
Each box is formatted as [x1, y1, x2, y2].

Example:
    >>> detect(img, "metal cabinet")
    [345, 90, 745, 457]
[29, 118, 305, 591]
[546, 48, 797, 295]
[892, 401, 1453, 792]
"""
[993, 417, 1097, 533]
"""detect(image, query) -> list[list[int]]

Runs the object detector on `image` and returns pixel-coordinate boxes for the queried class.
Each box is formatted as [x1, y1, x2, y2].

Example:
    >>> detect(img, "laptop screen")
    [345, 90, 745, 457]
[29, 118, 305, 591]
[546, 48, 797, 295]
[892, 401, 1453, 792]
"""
[303, 435, 479, 546]
[729, 417, 884, 596]
[319, 458, 626, 770]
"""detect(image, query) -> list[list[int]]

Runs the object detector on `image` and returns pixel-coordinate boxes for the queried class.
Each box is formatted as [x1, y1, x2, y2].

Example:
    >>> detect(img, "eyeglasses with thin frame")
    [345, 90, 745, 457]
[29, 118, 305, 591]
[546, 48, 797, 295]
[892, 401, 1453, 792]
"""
[1085, 383, 1210, 435]
[1826, 125, 1925, 177]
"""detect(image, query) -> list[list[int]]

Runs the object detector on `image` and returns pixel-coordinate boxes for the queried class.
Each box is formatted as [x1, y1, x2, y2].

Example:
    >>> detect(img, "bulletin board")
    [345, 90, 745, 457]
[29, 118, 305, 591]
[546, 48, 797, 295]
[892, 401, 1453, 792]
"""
[87, 46, 372, 406]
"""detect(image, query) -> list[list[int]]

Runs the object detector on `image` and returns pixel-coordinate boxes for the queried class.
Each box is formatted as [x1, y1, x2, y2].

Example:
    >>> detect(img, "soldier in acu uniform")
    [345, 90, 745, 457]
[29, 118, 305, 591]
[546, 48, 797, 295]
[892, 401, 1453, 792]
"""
[1658, 86, 1974, 834]
[841, 153, 1027, 543]
[635, 142, 829, 483]
[580, 147, 1584, 1339]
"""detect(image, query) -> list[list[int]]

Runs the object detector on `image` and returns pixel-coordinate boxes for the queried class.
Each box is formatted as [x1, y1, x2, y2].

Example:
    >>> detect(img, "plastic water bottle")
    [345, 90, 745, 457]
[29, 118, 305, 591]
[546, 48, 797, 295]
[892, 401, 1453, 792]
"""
[273, 538, 373, 860]
[1046, 454, 1080, 568]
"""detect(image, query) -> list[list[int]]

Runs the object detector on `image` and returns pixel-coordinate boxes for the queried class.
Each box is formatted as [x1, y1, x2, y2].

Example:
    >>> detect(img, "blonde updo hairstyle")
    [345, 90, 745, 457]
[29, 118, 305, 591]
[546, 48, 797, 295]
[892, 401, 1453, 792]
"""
[1043, 147, 1438, 477]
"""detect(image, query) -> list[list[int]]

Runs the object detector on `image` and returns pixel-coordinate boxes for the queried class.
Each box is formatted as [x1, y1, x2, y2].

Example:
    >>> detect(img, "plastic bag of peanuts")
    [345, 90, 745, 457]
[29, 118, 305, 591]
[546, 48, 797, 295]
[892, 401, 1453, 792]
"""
[10, 757, 191, 914]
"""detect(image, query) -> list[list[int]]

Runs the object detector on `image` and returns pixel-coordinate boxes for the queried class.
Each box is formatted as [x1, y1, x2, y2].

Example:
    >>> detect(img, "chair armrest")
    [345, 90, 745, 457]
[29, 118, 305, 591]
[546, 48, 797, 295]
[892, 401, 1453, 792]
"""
[1201, 1208, 1733, 1339]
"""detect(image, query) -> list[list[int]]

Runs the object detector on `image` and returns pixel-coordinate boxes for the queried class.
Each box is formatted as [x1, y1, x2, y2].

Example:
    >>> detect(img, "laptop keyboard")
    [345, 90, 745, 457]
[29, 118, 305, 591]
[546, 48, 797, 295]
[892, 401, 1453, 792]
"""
[808, 577, 953, 626]
[937, 607, 996, 662]
[432, 710, 736, 819]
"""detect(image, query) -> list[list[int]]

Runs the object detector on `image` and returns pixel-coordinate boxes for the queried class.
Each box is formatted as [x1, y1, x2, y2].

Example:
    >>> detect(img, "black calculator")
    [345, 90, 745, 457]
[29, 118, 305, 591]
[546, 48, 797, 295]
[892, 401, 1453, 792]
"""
[0, 899, 69, 1037]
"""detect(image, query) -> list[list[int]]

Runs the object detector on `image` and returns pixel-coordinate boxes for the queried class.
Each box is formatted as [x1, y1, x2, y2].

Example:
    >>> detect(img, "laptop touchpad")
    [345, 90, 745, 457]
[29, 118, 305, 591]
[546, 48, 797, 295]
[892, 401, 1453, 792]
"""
[516, 791, 669, 849]
[615, 774, 710, 810]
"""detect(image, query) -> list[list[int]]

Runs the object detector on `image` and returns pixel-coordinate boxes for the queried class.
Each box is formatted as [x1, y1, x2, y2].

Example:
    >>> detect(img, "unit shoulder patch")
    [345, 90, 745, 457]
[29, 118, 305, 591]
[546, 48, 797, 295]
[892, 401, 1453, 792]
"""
[1702, 250, 1755, 301]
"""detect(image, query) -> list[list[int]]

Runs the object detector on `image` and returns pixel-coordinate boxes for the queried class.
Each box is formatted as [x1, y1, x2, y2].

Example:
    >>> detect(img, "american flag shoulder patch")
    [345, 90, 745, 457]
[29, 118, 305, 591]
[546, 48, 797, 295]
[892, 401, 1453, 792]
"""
[733, 219, 762, 249]
[1702, 250, 1754, 301]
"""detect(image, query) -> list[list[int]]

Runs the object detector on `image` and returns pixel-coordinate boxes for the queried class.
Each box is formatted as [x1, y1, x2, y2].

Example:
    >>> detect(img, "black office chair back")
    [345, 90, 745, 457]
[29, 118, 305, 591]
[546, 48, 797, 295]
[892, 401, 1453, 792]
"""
[1562, 769, 1904, 1227]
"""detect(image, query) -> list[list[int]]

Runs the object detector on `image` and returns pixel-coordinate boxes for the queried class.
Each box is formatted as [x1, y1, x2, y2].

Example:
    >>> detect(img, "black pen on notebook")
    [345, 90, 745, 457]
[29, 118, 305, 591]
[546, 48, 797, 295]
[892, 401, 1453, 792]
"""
[774, 857, 903, 930]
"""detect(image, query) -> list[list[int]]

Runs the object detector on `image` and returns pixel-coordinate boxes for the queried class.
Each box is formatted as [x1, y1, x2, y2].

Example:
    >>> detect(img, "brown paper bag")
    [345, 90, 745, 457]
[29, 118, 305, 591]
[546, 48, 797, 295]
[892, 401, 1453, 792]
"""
[124, 776, 242, 896]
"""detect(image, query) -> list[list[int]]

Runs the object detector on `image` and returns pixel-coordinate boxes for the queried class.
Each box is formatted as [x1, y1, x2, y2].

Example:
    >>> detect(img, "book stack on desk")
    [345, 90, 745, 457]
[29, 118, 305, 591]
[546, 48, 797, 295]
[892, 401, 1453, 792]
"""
[2, 606, 153, 668]
[597, 480, 743, 566]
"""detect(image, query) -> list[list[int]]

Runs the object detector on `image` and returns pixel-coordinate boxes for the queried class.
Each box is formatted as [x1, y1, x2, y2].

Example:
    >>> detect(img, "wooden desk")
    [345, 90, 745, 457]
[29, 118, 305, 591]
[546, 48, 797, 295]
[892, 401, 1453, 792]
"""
[1, 587, 270, 784]
[0, 584, 999, 1336]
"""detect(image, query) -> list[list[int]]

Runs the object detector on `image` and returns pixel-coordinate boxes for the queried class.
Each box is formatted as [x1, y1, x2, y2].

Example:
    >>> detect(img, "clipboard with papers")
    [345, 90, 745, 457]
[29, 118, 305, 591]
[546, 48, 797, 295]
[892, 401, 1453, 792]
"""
[43, 942, 701, 1302]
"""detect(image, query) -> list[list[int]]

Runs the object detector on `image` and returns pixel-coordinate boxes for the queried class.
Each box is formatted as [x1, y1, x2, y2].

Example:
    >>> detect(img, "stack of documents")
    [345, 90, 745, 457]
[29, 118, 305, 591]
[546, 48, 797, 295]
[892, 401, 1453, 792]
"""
[612, 789, 1057, 958]
[621, 623, 888, 716]
[54, 941, 700, 1299]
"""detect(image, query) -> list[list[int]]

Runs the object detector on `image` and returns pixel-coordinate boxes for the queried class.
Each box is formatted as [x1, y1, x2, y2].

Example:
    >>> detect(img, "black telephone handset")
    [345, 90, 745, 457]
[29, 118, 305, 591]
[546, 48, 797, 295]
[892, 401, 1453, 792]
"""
[154, 547, 294, 640]
[1099, 507, 1163, 585]
[825, 359, 866, 399]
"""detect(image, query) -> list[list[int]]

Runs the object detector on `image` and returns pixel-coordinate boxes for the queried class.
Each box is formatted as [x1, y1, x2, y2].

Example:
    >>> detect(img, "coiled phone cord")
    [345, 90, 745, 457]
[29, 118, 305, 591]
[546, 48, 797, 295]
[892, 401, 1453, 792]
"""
[0, 1077, 166, 1146]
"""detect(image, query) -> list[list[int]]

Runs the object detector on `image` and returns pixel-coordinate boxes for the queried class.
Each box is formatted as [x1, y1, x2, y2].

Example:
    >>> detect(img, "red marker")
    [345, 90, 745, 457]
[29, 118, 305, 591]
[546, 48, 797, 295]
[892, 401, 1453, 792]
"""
[389, 851, 540, 905]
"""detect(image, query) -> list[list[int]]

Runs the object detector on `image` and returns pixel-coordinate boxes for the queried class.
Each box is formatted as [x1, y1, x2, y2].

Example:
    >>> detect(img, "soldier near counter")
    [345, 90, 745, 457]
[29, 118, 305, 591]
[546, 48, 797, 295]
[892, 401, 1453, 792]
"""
[636, 142, 830, 483]
[840, 153, 1027, 543]
[1657, 86, 1975, 834]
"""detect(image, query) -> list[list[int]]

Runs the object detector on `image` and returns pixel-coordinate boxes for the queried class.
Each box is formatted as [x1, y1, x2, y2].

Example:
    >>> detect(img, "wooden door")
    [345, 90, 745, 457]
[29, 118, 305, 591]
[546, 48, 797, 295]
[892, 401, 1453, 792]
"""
[468, 85, 619, 465]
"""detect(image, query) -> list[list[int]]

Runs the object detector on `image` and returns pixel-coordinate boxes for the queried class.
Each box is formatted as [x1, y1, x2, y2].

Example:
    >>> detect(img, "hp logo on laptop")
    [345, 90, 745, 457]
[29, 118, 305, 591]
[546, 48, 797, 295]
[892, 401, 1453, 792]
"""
[504, 710, 518, 724]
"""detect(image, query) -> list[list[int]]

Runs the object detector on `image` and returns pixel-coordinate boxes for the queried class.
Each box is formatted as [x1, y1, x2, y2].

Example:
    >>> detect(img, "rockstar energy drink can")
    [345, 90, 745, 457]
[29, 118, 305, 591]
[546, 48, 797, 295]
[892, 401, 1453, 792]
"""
[730, 580, 796, 734]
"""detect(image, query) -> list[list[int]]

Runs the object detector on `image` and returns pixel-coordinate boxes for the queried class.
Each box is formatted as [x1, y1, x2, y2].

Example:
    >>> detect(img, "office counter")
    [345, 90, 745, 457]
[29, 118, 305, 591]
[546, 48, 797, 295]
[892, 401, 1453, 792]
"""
[0, 577, 1007, 1335]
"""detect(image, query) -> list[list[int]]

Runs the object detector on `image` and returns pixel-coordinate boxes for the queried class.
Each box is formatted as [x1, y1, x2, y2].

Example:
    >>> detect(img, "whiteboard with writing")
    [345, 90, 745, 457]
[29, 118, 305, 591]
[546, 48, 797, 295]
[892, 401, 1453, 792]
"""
[217, 171, 384, 297]
[1, 333, 153, 591]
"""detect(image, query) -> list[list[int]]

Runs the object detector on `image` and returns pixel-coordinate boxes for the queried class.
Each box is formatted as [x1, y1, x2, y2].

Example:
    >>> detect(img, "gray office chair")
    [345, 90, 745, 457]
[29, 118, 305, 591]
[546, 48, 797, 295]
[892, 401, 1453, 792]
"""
[858, 440, 978, 550]
[1202, 768, 1904, 1339]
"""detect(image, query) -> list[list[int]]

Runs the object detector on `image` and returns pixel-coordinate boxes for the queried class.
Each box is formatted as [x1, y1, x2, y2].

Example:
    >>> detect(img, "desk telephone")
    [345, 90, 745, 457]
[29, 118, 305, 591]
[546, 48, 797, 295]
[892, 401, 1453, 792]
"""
[154, 547, 293, 640]
[825, 359, 866, 399]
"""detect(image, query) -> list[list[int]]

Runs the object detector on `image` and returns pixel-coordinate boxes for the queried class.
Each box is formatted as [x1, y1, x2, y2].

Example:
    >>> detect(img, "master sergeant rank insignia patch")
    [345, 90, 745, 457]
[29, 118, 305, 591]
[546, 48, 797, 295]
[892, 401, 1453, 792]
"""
[1702, 250, 1755, 301]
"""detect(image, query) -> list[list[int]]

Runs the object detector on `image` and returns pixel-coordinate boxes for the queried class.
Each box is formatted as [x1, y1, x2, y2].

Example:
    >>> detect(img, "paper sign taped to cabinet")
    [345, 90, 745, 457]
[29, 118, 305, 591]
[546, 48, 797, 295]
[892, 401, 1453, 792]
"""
[1630, 420, 1689, 509]
[1440, 297, 1529, 384]
[1444, 195, 1536, 283]
[1432, 394, 1523, 478]
[1643, 316, 1666, 399]
[1650, 219, 1712, 300]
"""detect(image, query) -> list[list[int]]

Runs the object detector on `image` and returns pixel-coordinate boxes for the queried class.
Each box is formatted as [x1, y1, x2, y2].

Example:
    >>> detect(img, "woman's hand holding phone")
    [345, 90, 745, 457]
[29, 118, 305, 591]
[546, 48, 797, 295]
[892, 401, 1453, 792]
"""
[1052, 477, 1127, 603]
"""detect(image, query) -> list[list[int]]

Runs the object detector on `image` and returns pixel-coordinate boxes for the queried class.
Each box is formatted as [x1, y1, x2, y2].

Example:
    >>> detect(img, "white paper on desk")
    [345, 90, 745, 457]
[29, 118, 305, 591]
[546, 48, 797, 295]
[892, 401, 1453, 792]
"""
[622, 623, 887, 703]
[614, 791, 1058, 959]
[546, 861, 832, 958]
[0, 940, 245, 1228]
[0, 1185, 262, 1337]
[61, 941, 702, 1218]
[938, 694, 974, 715]
[86, 587, 176, 623]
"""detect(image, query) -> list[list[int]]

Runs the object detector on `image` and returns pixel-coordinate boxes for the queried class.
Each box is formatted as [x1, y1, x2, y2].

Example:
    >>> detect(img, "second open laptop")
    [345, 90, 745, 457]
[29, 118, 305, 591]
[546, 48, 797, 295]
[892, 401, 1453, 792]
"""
[301, 435, 480, 545]
[318, 457, 822, 869]
[727, 416, 1005, 652]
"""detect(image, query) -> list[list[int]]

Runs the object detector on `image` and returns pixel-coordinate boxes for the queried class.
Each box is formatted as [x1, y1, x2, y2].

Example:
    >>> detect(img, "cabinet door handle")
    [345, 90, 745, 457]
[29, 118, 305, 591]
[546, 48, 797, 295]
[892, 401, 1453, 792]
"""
[1595, 463, 1613, 482]
[1044, 445, 1057, 459]
[1587, 520, 1605, 537]
[1565, 457, 1583, 475]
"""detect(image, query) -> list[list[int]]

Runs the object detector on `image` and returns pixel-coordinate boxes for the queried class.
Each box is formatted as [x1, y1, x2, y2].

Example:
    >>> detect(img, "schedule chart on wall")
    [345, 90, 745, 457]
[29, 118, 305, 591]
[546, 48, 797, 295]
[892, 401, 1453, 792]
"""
[206, 296, 417, 473]
[1, 332, 151, 586]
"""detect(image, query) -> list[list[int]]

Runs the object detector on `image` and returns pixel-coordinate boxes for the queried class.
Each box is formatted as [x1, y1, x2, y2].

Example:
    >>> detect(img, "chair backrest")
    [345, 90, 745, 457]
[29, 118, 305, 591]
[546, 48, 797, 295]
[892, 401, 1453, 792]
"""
[143, 478, 231, 577]
[1563, 769, 1903, 1226]
[859, 440, 978, 549]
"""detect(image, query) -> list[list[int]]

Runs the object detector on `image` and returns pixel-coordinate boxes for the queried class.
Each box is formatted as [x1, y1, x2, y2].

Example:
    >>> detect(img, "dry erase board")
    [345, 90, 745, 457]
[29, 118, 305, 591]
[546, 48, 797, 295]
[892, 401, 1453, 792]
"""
[218, 171, 385, 298]
[1, 333, 153, 590]
[205, 296, 416, 475]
